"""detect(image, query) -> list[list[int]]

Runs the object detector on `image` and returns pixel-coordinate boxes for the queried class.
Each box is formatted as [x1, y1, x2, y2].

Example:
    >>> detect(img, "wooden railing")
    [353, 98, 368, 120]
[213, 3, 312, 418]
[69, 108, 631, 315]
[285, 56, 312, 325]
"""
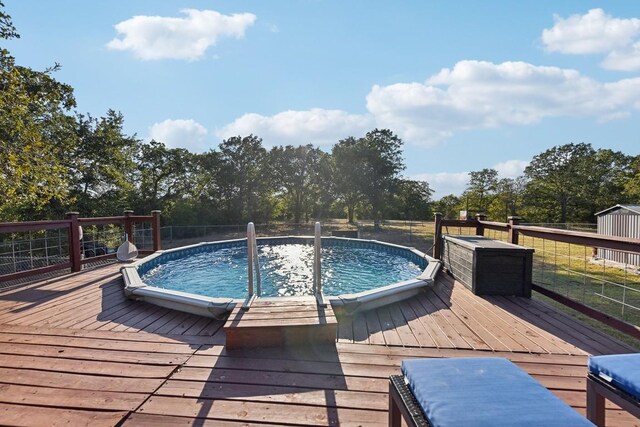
[433, 213, 640, 341]
[0, 210, 161, 283]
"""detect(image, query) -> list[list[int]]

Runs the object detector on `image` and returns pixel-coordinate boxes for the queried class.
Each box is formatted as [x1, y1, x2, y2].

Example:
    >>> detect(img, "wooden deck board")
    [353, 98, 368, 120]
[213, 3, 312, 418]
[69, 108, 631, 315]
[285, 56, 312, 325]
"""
[0, 383, 146, 411]
[439, 276, 574, 354]
[0, 402, 128, 427]
[122, 413, 284, 426]
[0, 264, 636, 426]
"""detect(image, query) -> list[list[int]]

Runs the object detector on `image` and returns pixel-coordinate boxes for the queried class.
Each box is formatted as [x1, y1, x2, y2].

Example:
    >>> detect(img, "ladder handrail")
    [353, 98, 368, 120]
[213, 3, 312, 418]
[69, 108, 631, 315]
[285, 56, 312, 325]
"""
[314, 221, 326, 307]
[253, 227, 261, 296]
[243, 222, 260, 310]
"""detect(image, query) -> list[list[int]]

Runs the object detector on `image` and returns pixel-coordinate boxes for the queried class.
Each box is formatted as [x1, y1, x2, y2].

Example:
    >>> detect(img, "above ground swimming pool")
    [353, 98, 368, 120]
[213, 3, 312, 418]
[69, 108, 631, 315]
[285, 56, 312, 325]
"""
[121, 236, 441, 318]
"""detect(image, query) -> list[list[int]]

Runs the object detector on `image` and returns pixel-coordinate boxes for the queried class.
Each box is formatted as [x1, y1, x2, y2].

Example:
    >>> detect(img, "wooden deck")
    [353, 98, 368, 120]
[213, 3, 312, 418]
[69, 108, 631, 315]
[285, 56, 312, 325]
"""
[0, 264, 637, 426]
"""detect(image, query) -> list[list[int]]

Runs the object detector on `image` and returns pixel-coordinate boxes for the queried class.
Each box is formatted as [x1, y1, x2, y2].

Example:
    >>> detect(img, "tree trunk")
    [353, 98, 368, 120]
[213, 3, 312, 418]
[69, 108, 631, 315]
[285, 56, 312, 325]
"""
[347, 205, 355, 224]
[294, 193, 302, 224]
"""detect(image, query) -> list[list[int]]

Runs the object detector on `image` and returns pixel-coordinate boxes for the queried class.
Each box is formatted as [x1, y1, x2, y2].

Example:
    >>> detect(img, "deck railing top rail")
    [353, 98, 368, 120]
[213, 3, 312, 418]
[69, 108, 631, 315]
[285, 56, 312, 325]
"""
[0, 219, 72, 233]
[437, 215, 640, 254]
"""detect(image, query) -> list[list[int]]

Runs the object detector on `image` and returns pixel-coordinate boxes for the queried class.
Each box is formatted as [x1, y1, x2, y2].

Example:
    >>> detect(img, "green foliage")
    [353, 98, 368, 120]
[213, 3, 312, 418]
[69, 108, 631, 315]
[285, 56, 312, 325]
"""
[358, 129, 405, 223]
[331, 136, 363, 223]
[68, 111, 140, 216]
[0, 2, 18, 40]
[131, 140, 195, 221]
[433, 194, 462, 219]
[271, 144, 325, 223]
[487, 176, 527, 222]
[464, 168, 498, 215]
[522, 143, 631, 223]
[0, 6, 77, 219]
[216, 135, 274, 223]
[331, 129, 405, 223]
[624, 155, 640, 200]
[388, 180, 433, 220]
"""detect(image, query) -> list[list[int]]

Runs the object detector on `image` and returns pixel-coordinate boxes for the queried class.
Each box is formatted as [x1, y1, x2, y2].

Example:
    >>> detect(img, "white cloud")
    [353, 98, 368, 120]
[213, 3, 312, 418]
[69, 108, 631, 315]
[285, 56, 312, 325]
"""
[413, 159, 529, 199]
[494, 160, 529, 178]
[217, 57, 640, 149]
[149, 119, 209, 152]
[541, 9, 640, 71]
[366, 60, 640, 145]
[107, 9, 256, 60]
[542, 9, 640, 54]
[601, 42, 640, 71]
[412, 172, 469, 199]
[216, 108, 373, 146]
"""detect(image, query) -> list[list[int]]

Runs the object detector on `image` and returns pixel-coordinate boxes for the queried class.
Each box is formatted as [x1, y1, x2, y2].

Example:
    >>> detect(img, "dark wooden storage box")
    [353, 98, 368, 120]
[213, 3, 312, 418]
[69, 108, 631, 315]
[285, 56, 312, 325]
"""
[442, 235, 534, 297]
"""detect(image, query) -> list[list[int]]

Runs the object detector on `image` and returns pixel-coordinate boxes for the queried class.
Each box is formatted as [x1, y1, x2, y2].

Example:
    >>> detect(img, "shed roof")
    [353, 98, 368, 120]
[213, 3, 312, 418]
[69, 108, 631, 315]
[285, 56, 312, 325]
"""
[595, 204, 640, 216]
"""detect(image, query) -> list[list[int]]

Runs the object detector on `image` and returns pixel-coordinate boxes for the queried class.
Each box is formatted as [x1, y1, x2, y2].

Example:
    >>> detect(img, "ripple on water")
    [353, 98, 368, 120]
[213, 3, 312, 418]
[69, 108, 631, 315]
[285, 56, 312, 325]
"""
[142, 243, 424, 299]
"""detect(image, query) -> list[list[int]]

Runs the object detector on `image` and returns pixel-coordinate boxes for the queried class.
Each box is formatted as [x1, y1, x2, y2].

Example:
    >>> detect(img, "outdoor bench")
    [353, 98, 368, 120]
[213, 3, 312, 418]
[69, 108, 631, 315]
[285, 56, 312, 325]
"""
[389, 357, 594, 426]
[587, 353, 640, 426]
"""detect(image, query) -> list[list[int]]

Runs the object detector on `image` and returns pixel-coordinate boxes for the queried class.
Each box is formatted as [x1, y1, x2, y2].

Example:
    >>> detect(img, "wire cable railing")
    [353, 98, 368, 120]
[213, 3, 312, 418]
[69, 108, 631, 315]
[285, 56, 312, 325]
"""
[0, 211, 161, 286]
[435, 214, 640, 341]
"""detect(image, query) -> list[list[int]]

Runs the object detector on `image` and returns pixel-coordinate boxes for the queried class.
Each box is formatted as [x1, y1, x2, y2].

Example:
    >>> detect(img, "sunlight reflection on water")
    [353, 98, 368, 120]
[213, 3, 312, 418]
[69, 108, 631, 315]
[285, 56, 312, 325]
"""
[143, 243, 423, 298]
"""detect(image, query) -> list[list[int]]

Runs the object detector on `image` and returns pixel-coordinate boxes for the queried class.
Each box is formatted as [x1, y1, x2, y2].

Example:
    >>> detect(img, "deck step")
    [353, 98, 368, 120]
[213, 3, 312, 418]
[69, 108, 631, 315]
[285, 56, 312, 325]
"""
[223, 298, 337, 350]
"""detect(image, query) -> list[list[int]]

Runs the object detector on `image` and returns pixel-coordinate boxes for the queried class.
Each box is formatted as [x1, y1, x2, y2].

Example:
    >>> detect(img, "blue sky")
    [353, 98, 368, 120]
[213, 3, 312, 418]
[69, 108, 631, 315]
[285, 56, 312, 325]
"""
[5, 1, 640, 198]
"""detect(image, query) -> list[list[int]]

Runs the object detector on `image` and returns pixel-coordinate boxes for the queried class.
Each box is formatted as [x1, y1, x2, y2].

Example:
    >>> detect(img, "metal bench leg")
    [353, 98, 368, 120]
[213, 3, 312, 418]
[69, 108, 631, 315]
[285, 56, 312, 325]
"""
[587, 377, 605, 427]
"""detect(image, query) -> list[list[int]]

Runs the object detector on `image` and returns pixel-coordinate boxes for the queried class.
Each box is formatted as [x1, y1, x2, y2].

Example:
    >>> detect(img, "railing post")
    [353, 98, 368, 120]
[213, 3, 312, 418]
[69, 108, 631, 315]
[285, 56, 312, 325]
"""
[66, 212, 81, 272]
[151, 210, 161, 251]
[475, 213, 487, 236]
[433, 212, 443, 259]
[508, 216, 521, 245]
[124, 210, 134, 243]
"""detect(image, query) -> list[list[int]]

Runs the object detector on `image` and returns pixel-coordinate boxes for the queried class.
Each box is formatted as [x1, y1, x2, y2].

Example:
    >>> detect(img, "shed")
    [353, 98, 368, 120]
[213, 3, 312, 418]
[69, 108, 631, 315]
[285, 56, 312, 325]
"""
[595, 204, 640, 266]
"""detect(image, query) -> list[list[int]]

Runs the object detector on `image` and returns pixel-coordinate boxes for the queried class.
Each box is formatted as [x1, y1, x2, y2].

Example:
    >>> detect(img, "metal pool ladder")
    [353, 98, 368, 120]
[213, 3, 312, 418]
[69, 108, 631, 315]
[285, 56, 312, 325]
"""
[242, 222, 261, 310]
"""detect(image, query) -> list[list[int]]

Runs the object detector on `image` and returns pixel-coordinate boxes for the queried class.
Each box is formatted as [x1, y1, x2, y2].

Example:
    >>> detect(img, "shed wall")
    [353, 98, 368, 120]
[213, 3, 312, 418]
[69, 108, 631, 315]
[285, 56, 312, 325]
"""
[597, 211, 640, 266]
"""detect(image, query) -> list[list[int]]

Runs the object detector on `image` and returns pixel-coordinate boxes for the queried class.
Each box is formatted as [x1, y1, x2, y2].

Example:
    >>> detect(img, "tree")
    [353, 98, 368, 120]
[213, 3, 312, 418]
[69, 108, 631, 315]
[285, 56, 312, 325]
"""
[464, 168, 498, 215]
[523, 143, 595, 223]
[332, 129, 405, 224]
[582, 149, 632, 219]
[624, 155, 640, 200]
[133, 140, 194, 219]
[271, 144, 324, 223]
[68, 111, 139, 216]
[0, 3, 77, 219]
[358, 129, 405, 225]
[433, 194, 462, 219]
[217, 135, 273, 223]
[311, 150, 336, 220]
[332, 137, 364, 223]
[389, 179, 433, 220]
[488, 176, 527, 221]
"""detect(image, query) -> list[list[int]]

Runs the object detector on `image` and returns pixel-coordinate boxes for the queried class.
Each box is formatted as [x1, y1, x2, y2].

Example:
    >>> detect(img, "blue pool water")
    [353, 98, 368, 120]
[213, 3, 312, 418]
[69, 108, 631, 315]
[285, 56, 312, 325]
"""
[141, 242, 425, 298]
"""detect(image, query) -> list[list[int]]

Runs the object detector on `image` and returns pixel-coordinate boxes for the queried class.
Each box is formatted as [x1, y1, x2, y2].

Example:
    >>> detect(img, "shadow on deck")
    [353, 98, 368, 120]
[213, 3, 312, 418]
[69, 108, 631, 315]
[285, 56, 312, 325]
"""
[0, 264, 637, 426]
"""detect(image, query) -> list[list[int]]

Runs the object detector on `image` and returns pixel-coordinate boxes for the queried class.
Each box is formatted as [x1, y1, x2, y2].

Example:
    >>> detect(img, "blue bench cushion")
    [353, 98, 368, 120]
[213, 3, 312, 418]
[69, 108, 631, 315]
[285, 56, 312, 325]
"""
[589, 353, 640, 399]
[401, 357, 593, 427]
